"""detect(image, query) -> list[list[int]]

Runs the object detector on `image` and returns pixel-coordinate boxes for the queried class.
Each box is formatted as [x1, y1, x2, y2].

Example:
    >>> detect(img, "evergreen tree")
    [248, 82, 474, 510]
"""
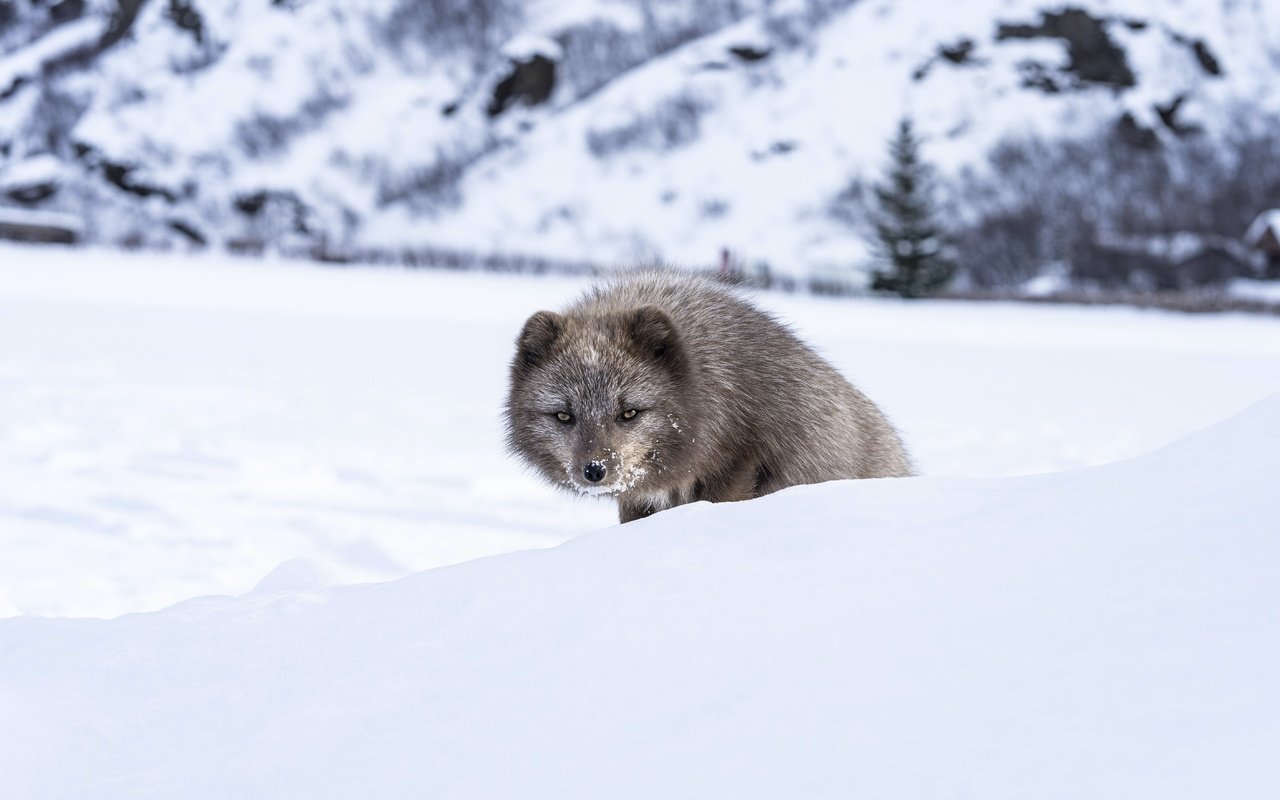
[871, 118, 954, 298]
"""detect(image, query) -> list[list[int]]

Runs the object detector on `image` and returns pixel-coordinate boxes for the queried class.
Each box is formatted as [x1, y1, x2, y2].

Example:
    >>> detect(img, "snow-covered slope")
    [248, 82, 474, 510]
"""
[2, 391, 1277, 799]
[1, 0, 1277, 272]
[5, 244, 1280, 619]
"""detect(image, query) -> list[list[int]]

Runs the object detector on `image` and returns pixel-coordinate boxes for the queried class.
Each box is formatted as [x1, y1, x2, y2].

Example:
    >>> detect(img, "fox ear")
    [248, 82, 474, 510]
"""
[627, 306, 685, 374]
[515, 311, 562, 371]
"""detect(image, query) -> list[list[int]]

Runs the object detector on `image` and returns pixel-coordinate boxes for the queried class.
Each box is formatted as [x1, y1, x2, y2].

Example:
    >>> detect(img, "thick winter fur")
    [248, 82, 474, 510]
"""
[506, 271, 913, 523]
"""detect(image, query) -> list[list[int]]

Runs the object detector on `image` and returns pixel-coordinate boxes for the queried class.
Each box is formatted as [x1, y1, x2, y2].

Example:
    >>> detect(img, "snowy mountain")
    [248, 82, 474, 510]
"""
[2, 385, 1278, 798]
[2, 0, 1279, 281]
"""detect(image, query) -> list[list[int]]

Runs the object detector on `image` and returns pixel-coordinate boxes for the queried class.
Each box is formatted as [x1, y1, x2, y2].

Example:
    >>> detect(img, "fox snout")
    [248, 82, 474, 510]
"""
[583, 461, 608, 483]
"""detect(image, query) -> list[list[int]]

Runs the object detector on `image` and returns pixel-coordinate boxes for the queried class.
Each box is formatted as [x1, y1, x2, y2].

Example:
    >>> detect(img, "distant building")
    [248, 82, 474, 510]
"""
[1245, 210, 1280, 279]
[0, 206, 82, 245]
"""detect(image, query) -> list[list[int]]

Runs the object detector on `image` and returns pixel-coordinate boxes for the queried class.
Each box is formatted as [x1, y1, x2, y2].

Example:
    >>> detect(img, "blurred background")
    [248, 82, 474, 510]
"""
[2, 0, 1280, 619]
[1, 0, 1279, 302]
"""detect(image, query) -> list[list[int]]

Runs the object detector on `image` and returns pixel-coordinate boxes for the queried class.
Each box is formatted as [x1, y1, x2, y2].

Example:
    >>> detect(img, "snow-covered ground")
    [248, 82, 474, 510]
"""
[3, 245, 1280, 619]
[1, 343, 1277, 798]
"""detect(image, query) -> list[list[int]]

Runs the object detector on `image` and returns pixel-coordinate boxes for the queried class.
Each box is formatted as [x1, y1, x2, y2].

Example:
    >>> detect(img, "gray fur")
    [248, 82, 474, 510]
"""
[506, 270, 914, 523]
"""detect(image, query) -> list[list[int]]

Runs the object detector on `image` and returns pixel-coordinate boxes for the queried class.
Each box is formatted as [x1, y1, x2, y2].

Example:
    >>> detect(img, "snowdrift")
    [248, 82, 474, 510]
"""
[2, 394, 1278, 799]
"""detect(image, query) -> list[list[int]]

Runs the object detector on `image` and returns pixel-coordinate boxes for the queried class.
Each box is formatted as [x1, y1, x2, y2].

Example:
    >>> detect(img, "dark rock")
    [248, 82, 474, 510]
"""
[1155, 94, 1201, 136]
[165, 0, 205, 44]
[0, 216, 79, 245]
[1016, 60, 1063, 93]
[751, 140, 798, 161]
[1190, 39, 1222, 77]
[167, 218, 207, 245]
[997, 7, 1135, 90]
[234, 190, 271, 216]
[101, 0, 150, 51]
[1167, 31, 1223, 77]
[232, 189, 310, 234]
[1, 76, 28, 101]
[913, 39, 980, 81]
[939, 38, 976, 65]
[50, 0, 85, 23]
[1115, 112, 1159, 149]
[487, 54, 556, 117]
[728, 45, 771, 62]
[6, 182, 58, 205]
[102, 161, 178, 201]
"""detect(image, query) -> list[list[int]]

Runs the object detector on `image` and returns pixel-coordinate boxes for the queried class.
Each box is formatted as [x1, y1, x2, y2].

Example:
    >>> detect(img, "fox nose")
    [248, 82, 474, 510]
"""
[583, 462, 607, 483]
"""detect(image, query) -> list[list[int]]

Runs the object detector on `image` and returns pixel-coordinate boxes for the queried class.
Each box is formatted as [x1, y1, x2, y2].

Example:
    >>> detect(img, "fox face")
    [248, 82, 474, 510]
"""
[506, 306, 694, 498]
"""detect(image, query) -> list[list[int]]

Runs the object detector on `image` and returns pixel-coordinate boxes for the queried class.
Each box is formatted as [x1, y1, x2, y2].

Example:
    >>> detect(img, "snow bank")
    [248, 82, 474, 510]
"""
[0, 17, 101, 94]
[1245, 209, 1280, 246]
[0, 204, 83, 233]
[1, 392, 1277, 799]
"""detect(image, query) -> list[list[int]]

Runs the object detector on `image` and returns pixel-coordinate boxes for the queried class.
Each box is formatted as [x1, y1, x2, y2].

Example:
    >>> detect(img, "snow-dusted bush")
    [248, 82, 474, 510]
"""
[233, 88, 349, 159]
[374, 148, 470, 211]
[381, 0, 524, 60]
[585, 91, 710, 157]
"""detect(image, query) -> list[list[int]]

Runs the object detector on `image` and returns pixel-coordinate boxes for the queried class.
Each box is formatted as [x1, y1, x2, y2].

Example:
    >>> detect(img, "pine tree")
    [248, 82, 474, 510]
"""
[871, 118, 954, 298]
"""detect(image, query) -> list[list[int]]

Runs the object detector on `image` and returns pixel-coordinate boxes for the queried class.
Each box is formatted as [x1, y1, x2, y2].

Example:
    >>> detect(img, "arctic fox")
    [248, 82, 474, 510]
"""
[506, 271, 913, 523]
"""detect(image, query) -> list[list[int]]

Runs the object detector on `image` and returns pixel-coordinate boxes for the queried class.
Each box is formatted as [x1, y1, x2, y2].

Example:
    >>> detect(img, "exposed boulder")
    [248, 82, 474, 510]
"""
[487, 35, 562, 118]
[1114, 112, 1158, 149]
[1155, 94, 1201, 136]
[0, 154, 65, 205]
[1169, 32, 1223, 77]
[487, 53, 556, 117]
[728, 44, 770, 62]
[997, 7, 1135, 90]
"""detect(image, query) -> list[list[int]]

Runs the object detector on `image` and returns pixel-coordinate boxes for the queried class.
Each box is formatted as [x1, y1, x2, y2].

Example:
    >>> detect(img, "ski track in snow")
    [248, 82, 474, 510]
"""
[2, 244, 1280, 618]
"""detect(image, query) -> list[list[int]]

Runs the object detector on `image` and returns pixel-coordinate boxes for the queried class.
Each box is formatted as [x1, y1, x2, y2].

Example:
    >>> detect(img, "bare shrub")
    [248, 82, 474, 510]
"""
[585, 91, 709, 157]
[944, 107, 1280, 288]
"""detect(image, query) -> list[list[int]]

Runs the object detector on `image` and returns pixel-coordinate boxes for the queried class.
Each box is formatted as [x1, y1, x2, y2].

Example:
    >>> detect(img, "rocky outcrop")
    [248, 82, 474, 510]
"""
[997, 7, 1135, 90]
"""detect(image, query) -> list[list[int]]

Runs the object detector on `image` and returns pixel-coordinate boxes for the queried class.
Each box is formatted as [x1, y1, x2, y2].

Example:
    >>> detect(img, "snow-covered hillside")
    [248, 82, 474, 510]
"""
[2, 387, 1278, 799]
[3, 244, 1280, 618]
[2, 0, 1278, 275]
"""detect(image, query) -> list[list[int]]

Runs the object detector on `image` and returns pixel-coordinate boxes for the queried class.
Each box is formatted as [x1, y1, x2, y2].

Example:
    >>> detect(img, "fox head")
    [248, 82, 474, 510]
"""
[506, 305, 694, 497]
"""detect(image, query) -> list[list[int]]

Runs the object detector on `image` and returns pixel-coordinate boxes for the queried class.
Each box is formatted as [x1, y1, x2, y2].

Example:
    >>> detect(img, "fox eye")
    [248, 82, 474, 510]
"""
[620, 409, 638, 420]
[555, 411, 573, 423]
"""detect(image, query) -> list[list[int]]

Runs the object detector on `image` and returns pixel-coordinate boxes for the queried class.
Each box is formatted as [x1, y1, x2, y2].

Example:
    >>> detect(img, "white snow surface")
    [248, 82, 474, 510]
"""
[3, 245, 1280, 619]
[1245, 209, 1280, 246]
[0, 204, 83, 232]
[1, 354, 1278, 797]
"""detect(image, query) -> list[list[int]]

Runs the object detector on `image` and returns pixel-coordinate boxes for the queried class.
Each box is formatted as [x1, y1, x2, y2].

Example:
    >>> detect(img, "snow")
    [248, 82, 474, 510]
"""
[3, 246, 1280, 621]
[0, 152, 64, 187]
[1229, 278, 1280, 303]
[500, 33, 564, 63]
[1, 354, 1277, 797]
[0, 17, 102, 94]
[1245, 209, 1280, 246]
[0, 204, 83, 232]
